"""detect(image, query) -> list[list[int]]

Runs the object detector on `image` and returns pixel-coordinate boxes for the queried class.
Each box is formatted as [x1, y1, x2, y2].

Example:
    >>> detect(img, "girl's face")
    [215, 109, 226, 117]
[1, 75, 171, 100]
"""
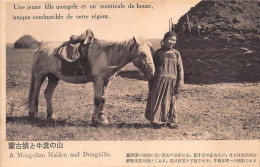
[163, 36, 176, 49]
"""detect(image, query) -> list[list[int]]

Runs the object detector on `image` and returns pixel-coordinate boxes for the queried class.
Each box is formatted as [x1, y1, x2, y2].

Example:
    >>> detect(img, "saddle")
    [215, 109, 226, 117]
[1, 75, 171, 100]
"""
[55, 40, 89, 76]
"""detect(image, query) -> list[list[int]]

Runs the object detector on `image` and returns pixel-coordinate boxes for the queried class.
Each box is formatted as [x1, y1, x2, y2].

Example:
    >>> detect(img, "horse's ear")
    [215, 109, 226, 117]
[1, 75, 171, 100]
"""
[133, 36, 138, 45]
[150, 46, 155, 55]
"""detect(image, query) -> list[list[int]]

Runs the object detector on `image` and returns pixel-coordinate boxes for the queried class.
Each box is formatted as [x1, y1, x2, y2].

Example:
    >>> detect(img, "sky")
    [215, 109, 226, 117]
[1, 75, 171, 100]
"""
[5, 0, 201, 43]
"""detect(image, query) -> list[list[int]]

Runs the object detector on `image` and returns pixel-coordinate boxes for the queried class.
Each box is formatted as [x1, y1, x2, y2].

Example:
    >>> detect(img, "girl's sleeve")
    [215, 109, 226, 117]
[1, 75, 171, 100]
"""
[177, 52, 184, 85]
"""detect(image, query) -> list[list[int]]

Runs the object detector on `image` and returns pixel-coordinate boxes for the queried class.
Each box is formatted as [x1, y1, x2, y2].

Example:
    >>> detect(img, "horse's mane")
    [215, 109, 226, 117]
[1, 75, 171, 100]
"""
[94, 38, 154, 65]
[95, 39, 135, 55]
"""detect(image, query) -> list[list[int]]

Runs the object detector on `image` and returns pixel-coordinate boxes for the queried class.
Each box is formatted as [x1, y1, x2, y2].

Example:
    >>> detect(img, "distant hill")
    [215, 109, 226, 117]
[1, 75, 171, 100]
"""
[14, 35, 41, 49]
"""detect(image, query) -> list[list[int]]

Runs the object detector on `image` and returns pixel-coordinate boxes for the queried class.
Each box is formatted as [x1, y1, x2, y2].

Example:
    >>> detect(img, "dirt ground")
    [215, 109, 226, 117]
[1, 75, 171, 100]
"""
[5, 43, 260, 140]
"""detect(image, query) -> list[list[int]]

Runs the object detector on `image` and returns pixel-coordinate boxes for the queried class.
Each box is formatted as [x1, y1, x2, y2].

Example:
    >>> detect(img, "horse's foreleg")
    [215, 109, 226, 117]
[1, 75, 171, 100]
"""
[99, 80, 109, 121]
[29, 76, 46, 118]
[44, 74, 59, 120]
[92, 79, 109, 125]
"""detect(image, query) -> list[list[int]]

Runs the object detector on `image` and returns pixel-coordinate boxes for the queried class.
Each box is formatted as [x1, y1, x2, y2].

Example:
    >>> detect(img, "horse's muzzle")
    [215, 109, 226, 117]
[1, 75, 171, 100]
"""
[147, 73, 154, 81]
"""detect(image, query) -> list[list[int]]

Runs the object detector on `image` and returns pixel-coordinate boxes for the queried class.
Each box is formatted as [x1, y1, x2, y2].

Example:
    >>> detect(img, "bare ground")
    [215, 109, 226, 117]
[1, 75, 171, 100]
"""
[5, 44, 260, 141]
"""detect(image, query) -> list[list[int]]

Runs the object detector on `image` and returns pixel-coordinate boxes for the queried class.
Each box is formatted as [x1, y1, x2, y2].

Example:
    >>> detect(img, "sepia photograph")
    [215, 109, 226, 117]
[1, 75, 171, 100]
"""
[1, 0, 259, 166]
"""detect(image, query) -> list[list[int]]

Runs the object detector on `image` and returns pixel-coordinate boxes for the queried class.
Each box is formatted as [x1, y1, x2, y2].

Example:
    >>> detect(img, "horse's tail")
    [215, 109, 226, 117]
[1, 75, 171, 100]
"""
[20, 50, 38, 110]
[27, 65, 35, 109]
[20, 66, 34, 112]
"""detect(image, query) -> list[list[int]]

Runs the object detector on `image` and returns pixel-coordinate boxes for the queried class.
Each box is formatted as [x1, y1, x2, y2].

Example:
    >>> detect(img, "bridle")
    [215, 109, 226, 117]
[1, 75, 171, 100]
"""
[134, 53, 154, 69]
[132, 52, 154, 78]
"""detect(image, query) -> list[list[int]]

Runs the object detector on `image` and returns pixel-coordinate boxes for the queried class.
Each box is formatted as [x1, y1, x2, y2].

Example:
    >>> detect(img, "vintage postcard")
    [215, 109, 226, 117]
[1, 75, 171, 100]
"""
[1, 0, 259, 166]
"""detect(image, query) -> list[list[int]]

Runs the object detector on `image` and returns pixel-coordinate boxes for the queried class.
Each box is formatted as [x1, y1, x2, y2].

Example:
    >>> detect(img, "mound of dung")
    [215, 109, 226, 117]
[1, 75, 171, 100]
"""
[175, 0, 260, 35]
[14, 35, 41, 49]
[174, 0, 260, 84]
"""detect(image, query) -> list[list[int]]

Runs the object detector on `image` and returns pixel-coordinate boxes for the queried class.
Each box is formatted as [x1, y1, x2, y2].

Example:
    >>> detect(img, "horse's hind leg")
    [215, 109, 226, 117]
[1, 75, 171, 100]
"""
[44, 74, 59, 120]
[29, 75, 46, 118]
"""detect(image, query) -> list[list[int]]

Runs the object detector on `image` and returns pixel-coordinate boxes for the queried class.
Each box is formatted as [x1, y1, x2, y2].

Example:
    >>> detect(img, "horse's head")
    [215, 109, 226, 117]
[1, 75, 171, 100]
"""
[131, 37, 155, 81]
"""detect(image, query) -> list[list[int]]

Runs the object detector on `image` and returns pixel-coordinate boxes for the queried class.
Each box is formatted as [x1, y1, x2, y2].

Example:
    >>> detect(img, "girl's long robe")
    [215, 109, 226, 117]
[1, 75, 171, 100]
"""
[145, 48, 184, 124]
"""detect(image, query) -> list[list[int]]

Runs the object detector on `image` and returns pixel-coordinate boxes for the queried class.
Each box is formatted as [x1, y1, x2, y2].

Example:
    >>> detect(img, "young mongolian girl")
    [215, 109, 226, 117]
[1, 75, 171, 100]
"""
[145, 31, 184, 129]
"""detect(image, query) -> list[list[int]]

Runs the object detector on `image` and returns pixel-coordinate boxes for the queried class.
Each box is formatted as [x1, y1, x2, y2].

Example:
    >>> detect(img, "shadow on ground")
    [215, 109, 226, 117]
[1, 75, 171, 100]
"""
[6, 116, 89, 128]
[6, 116, 153, 129]
[118, 71, 146, 81]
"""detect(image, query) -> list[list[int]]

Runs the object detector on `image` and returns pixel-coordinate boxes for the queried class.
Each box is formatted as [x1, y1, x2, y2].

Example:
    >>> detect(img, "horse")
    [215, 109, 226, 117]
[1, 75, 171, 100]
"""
[26, 32, 155, 125]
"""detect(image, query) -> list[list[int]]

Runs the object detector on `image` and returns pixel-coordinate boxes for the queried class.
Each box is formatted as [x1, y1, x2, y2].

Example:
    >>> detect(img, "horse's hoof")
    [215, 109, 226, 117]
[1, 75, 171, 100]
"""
[47, 114, 58, 121]
[91, 116, 109, 126]
[28, 112, 37, 118]
[99, 115, 109, 124]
